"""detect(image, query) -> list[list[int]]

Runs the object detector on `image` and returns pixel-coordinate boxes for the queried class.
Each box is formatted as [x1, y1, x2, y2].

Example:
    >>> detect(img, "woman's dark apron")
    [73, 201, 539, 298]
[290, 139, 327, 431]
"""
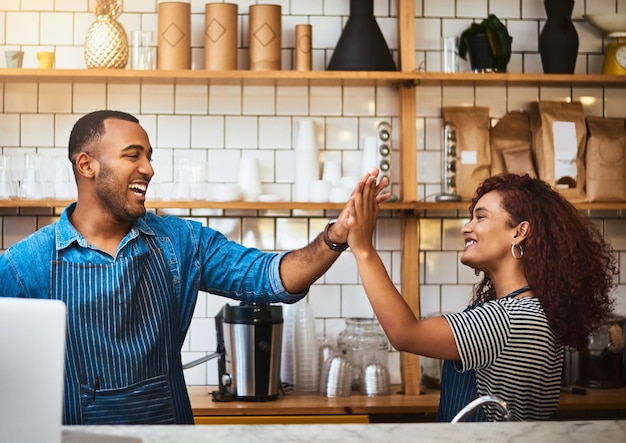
[52, 235, 192, 424]
[437, 301, 486, 422]
[437, 286, 531, 422]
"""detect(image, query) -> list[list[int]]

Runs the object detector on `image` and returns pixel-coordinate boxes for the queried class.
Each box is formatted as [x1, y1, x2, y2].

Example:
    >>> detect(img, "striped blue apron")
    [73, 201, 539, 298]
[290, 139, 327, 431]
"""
[52, 235, 193, 424]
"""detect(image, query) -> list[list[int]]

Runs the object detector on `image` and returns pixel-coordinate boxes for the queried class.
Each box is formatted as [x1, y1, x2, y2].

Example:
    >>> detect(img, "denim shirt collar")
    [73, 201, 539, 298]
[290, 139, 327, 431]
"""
[56, 203, 156, 251]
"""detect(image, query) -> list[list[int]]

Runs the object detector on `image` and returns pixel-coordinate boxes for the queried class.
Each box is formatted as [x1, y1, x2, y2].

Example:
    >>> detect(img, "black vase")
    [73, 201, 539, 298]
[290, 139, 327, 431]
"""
[327, 0, 397, 71]
[539, 0, 579, 73]
[466, 33, 497, 72]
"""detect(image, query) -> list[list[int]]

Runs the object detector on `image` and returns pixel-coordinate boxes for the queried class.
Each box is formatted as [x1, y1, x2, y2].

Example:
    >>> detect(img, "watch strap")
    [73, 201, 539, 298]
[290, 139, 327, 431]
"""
[323, 219, 349, 252]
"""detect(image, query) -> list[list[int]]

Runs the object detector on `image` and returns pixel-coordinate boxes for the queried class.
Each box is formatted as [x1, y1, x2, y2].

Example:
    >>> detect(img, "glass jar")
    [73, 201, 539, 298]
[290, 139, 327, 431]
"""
[435, 122, 461, 202]
[336, 317, 389, 389]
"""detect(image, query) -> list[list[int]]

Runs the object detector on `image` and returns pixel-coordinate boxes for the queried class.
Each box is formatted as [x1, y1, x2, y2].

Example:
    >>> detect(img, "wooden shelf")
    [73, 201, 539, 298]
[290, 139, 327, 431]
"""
[2, 199, 623, 213]
[410, 72, 626, 87]
[413, 201, 626, 213]
[0, 199, 416, 212]
[0, 68, 417, 87]
[3, 69, 626, 88]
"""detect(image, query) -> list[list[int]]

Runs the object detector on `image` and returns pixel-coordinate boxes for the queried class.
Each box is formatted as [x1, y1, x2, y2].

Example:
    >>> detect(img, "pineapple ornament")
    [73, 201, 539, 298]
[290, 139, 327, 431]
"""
[84, 0, 129, 69]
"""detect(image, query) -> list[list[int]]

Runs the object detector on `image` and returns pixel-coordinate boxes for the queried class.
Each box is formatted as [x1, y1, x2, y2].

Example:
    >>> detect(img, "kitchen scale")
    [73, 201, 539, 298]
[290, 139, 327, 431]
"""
[585, 14, 626, 75]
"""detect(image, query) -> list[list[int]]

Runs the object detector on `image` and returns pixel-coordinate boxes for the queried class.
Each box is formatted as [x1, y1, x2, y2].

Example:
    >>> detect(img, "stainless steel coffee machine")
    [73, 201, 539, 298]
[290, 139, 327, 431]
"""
[184, 303, 283, 402]
[577, 314, 625, 389]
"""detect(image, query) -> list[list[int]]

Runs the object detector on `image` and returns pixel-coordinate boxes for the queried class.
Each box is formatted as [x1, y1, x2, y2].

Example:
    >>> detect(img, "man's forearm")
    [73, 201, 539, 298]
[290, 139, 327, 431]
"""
[278, 221, 347, 294]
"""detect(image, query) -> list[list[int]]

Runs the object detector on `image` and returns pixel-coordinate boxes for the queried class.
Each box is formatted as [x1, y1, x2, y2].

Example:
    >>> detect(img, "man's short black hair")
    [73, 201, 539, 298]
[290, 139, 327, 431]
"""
[68, 110, 139, 164]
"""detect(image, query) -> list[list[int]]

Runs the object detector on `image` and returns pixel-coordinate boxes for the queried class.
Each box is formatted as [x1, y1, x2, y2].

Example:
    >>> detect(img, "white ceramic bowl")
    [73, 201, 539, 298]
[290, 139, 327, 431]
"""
[257, 193, 283, 202]
[584, 14, 626, 34]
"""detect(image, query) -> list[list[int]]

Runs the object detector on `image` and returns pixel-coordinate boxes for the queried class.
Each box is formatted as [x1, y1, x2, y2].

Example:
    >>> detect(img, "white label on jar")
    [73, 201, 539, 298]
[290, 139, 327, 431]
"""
[461, 150, 477, 165]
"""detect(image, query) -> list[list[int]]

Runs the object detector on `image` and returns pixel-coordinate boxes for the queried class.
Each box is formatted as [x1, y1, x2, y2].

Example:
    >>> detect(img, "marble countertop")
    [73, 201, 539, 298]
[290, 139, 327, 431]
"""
[63, 420, 626, 443]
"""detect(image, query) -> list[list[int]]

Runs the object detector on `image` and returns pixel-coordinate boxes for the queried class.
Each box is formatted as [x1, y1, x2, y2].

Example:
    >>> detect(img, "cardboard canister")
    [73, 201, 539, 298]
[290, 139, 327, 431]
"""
[205, 3, 238, 70]
[158, 2, 191, 70]
[248, 4, 281, 70]
[295, 24, 312, 71]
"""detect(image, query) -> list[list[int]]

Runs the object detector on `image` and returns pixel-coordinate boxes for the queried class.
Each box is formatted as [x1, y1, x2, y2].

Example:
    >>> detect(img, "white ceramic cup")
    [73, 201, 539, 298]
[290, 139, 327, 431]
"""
[4, 50, 24, 68]
[212, 183, 242, 202]
[322, 160, 342, 187]
[329, 187, 352, 203]
[339, 175, 358, 190]
[309, 179, 332, 202]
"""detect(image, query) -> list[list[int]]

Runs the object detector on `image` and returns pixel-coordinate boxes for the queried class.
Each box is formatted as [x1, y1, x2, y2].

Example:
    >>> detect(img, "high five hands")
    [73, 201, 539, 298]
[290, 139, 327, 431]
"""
[332, 169, 391, 246]
[345, 169, 389, 254]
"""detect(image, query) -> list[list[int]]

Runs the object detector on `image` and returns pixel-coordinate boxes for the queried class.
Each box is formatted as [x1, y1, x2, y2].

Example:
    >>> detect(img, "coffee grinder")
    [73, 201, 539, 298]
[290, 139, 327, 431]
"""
[212, 303, 284, 402]
[182, 302, 284, 402]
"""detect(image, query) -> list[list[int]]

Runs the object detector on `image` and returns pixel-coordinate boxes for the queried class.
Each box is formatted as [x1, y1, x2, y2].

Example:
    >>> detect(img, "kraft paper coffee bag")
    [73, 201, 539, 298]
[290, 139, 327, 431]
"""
[529, 101, 586, 202]
[442, 106, 491, 200]
[585, 117, 626, 202]
[490, 110, 536, 177]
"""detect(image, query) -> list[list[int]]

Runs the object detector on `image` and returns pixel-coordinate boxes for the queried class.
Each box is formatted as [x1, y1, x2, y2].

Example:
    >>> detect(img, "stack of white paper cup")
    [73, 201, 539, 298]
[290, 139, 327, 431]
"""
[294, 119, 320, 201]
[360, 136, 378, 175]
[237, 157, 262, 201]
[280, 304, 296, 388]
[292, 301, 319, 394]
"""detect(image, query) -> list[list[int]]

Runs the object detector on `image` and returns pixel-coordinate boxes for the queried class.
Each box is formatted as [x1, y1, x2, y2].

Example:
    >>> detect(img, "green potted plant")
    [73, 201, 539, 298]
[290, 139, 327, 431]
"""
[458, 14, 513, 72]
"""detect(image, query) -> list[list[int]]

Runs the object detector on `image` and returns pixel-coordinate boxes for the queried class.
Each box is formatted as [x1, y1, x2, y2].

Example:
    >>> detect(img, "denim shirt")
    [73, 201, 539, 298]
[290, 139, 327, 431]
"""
[0, 203, 307, 336]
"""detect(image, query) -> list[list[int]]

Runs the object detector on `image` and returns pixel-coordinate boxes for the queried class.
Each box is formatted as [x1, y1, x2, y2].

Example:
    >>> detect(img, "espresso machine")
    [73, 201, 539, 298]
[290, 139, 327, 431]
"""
[577, 314, 625, 388]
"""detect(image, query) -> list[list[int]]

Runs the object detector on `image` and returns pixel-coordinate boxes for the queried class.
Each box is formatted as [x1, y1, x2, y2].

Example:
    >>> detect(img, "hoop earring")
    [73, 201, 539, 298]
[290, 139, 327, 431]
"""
[511, 243, 524, 259]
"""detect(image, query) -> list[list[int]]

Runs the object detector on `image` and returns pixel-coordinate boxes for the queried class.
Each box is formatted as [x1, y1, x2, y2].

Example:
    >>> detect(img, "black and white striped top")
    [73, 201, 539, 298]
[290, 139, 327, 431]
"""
[444, 296, 564, 421]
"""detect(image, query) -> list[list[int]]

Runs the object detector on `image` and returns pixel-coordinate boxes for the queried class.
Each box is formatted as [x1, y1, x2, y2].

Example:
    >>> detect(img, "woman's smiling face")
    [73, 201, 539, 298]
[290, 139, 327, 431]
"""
[460, 190, 518, 273]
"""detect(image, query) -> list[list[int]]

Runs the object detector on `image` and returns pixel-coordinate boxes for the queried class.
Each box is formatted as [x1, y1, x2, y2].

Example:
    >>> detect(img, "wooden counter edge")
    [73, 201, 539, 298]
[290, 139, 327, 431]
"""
[188, 386, 626, 416]
[557, 387, 626, 411]
[188, 386, 438, 416]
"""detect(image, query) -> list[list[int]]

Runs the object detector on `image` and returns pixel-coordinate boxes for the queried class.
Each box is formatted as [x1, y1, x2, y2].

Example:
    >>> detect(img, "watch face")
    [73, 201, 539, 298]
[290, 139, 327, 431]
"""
[616, 45, 626, 69]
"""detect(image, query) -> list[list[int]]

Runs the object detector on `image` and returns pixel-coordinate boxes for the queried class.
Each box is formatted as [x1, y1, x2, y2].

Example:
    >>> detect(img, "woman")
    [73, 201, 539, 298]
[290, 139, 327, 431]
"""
[347, 173, 617, 421]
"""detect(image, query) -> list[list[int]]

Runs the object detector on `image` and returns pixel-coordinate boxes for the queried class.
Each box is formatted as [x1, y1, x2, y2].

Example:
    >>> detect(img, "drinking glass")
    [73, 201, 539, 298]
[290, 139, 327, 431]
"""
[0, 155, 18, 199]
[19, 153, 41, 199]
[130, 31, 156, 70]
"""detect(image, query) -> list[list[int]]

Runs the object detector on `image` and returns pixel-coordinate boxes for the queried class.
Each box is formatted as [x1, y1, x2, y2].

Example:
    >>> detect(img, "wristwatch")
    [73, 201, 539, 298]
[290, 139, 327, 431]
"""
[323, 219, 349, 252]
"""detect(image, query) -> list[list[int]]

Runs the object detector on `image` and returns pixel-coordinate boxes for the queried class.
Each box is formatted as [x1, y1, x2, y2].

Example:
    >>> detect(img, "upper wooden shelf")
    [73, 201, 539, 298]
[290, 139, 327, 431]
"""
[1, 199, 623, 212]
[0, 199, 416, 212]
[0, 68, 417, 87]
[2, 69, 625, 88]
[410, 72, 626, 87]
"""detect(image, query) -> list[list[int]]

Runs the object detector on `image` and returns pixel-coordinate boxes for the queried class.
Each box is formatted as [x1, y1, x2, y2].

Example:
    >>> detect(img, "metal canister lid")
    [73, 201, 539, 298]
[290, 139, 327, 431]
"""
[223, 303, 283, 325]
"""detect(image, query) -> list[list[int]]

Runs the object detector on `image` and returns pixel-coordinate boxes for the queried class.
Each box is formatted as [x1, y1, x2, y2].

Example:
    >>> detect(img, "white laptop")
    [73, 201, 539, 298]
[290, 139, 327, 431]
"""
[0, 298, 142, 443]
[0, 297, 67, 443]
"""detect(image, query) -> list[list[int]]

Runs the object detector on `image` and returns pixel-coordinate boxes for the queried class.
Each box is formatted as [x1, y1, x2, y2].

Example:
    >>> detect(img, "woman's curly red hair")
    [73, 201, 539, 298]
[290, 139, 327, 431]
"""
[468, 173, 617, 350]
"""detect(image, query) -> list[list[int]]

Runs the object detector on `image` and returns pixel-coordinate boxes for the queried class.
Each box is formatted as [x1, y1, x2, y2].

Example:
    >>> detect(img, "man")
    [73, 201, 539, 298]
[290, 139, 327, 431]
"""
[0, 110, 390, 424]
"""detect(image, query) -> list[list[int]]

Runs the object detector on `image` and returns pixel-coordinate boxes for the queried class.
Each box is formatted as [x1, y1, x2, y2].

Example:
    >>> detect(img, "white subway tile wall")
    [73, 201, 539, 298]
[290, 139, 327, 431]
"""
[1, 0, 625, 387]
